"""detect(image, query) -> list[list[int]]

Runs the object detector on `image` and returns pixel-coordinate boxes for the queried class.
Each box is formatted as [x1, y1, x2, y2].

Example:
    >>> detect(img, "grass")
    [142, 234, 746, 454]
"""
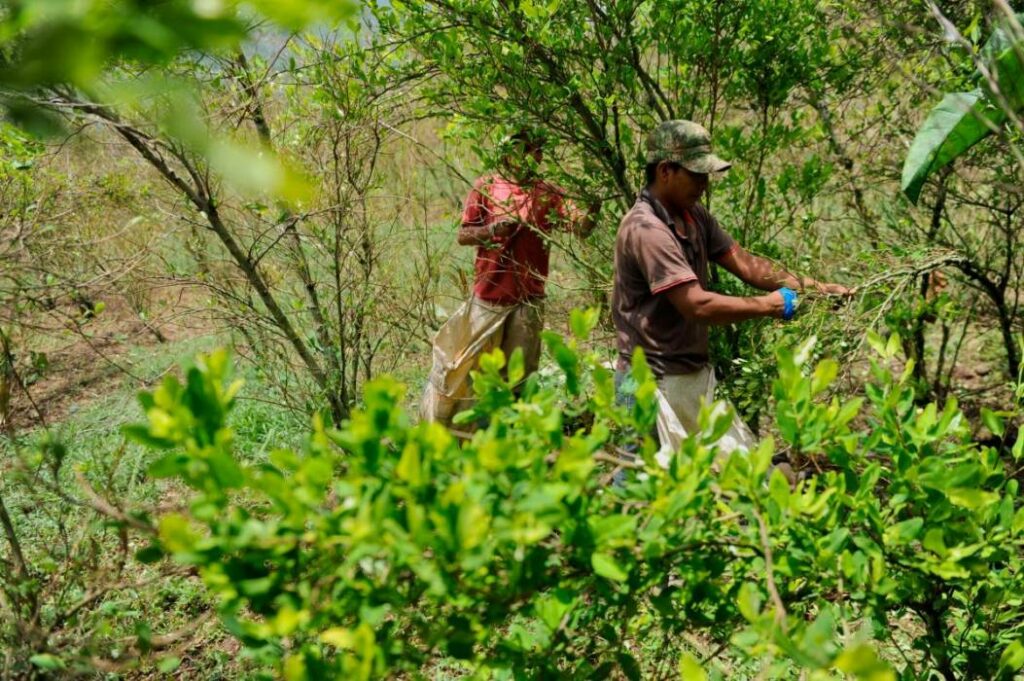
[0, 330, 316, 678]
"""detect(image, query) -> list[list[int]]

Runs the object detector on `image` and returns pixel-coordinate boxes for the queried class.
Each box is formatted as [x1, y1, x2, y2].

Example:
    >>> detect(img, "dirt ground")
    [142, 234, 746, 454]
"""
[5, 282, 215, 431]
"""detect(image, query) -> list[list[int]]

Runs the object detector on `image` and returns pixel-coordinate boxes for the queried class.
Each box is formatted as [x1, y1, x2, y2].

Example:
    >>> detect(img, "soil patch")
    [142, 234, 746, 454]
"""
[7, 282, 216, 431]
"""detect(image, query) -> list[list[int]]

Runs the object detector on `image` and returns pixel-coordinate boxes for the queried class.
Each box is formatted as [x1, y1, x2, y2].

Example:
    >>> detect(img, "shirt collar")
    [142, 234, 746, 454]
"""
[638, 188, 671, 223]
[638, 188, 691, 239]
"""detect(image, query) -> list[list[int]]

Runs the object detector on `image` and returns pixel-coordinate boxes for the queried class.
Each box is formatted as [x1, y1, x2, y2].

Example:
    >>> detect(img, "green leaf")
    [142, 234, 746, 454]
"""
[885, 332, 902, 359]
[947, 487, 999, 509]
[479, 348, 506, 375]
[981, 407, 1006, 437]
[834, 644, 895, 681]
[159, 514, 198, 554]
[901, 90, 1004, 204]
[678, 652, 707, 681]
[321, 627, 356, 649]
[507, 346, 525, 385]
[535, 590, 575, 633]
[569, 307, 599, 340]
[553, 343, 580, 395]
[396, 443, 422, 486]
[737, 582, 762, 622]
[1000, 640, 1024, 674]
[147, 453, 190, 477]
[158, 656, 182, 673]
[207, 449, 244, 488]
[866, 330, 886, 356]
[589, 515, 638, 549]
[29, 654, 66, 671]
[883, 517, 923, 546]
[982, 13, 1024, 59]
[769, 468, 790, 511]
[123, 424, 175, 450]
[457, 499, 490, 550]
[987, 31, 1024, 110]
[811, 359, 838, 395]
[1013, 429, 1024, 461]
[751, 436, 774, 476]
[591, 552, 628, 582]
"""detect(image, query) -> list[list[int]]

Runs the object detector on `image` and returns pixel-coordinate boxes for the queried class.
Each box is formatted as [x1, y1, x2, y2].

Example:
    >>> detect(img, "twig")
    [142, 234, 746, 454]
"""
[73, 470, 157, 535]
[752, 507, 787, 629]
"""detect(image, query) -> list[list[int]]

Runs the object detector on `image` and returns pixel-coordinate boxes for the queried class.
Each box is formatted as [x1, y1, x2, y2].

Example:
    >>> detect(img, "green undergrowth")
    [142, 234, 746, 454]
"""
[6, 313, 1024, 679]
[0, 333, 312, 678]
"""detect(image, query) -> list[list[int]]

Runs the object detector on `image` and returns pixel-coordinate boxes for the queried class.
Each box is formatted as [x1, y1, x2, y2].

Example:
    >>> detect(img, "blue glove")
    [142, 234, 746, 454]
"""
[778, 287, 798, 321]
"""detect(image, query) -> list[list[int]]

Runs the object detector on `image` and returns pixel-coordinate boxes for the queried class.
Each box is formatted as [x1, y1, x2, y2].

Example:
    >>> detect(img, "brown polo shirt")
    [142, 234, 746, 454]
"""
[612, 190, 737, 376]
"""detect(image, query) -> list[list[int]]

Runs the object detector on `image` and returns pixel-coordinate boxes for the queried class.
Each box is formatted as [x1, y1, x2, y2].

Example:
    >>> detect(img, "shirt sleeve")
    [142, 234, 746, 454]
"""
[699, 205, 738, 260]
[635, 222, 699, 294]
[461, 178, 490, 228]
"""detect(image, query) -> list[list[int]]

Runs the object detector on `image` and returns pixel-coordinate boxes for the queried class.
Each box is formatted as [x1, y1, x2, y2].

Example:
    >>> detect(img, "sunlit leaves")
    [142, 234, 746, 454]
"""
[0, 0, 348, 202]
[0, 0, 355, 89]
[120, 317, 1024, 679]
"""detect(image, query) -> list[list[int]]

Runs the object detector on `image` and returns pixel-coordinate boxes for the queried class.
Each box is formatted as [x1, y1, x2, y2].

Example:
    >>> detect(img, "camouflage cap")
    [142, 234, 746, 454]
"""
[645, 120, 731, 173]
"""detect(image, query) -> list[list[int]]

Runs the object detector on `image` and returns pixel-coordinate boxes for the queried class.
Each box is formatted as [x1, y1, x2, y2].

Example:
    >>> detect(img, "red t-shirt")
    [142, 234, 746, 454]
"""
[460, 175, 574, 305]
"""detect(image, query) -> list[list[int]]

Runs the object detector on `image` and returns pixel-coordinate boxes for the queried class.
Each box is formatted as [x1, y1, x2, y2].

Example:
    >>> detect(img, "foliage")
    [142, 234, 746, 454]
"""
[0, 0, 353, 90]
[0, 0, 356, 201]
[370, 0, 876, 418]
[371, 0, 860, 285]
[902, 12, 1024, 204]
[95, 314, 1024, 680]
[0, 336, 311, 679]
[6, 2, 1024, 678]
[9, 32, 440, 424]
[373, 0, 855, 200]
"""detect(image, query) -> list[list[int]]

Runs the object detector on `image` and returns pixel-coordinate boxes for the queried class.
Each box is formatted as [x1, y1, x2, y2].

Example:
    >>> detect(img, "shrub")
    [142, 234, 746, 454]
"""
[110, 311, 1024, 679]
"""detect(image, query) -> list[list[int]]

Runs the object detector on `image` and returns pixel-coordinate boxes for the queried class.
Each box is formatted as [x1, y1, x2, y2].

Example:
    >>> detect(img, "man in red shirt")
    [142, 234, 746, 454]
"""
[422, 130, 598, 425]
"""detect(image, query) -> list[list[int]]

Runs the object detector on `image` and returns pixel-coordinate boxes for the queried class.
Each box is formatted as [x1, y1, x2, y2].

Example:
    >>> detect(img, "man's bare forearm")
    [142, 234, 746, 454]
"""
[739, 253, 802, 291]
[457, 224, 500, 246]
[665, 284, 783, 325]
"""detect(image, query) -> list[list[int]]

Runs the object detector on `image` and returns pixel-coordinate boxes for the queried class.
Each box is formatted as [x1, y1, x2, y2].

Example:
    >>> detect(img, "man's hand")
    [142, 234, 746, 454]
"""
[457, 219, 518, 246]
[570, 199, 601, 237]
[812, 281, 852, 296]
[490, 219, 518, 238]
[767, 289, 787, 318]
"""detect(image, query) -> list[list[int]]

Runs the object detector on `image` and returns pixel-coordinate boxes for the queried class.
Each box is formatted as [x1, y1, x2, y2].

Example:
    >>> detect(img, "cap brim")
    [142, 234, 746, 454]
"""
[681, 154, 732, 174]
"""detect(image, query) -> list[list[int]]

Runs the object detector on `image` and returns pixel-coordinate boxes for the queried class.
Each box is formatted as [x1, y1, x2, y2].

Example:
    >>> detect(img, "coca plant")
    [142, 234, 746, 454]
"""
[114, 310, 1024, 679]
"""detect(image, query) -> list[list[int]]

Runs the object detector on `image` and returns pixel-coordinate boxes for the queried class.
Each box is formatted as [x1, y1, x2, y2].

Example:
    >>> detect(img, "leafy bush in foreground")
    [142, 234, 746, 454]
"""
[122, 311, 1024, 680]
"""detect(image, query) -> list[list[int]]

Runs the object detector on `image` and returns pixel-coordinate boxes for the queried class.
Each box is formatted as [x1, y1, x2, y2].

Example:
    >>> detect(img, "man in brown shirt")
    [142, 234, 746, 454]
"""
[613, 120, 848, 454]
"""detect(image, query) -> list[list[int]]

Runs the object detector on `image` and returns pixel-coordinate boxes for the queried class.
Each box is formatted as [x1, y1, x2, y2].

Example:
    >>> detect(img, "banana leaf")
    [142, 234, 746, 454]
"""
[901, 90, 1005, 204]
[902, 15, 1024, 204]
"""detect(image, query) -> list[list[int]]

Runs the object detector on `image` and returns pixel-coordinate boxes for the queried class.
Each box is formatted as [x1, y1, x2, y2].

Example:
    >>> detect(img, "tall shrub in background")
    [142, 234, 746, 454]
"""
[368, 0, 889, 431]
[2, 8, 447, 422]
[895, 6, 1024, 385]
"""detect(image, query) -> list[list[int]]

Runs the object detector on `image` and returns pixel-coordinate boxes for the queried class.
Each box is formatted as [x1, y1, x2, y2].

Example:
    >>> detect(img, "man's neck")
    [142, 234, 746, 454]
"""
[645, 186, 686, 223]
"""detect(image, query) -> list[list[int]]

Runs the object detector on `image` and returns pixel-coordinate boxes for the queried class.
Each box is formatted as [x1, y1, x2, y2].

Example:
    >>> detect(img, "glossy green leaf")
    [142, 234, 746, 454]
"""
[678, 653, 708, 681]
[902, 90, 1003, 204]
[29, 654, 66, 671]
[947, 487, 1000, 509]
[999, 640, 1024, 674]
[903, 17, 1024, 204]
[591, 552, 629, 582]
